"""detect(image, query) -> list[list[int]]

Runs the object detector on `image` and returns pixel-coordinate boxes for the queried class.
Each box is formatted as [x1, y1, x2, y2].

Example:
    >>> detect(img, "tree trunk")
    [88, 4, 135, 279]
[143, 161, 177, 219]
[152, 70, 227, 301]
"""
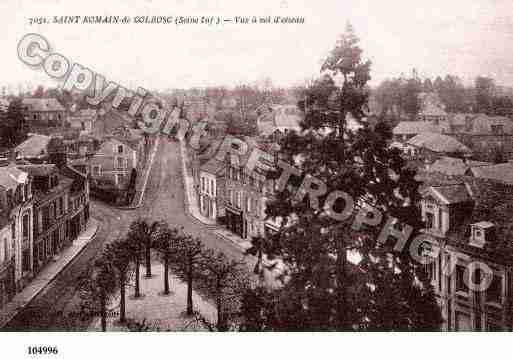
[254, 250, 263, 275]
[100, 294, 107, 332]
[335, 237, 347, 329]
[216, 284, 225, 332]
[145, 236, 152, 277]
[120, 273, 126, 323]
[135, 255, 141, 298]
[164, 256, 170, 295]
[186, 260, 193, 315]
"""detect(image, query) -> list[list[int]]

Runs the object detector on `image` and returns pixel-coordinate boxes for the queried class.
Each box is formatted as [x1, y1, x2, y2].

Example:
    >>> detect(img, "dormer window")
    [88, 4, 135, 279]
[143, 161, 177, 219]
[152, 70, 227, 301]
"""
[469, 222, 495, 248]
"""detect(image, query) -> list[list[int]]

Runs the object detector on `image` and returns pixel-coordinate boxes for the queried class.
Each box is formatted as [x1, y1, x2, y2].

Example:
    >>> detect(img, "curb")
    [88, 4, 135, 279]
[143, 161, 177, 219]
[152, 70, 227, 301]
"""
[0, 219, 100, 329]
[178, 140, 217, 227]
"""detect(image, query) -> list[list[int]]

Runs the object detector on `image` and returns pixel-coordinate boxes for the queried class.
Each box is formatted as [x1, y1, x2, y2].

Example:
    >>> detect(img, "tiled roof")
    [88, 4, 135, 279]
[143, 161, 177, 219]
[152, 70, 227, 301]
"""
[426, 183, 473, 204]
[393, 121, 442, 135]
[17, 164, 56, 177]
[22, 98, 65, 112]
[407, 133, 471, 153]
[471, 162, 513, 185]
[68, 109, 97, 123]
[428, 157, 469, 176]
[200, 157, 225, 175]
[15, 134, 52, 158]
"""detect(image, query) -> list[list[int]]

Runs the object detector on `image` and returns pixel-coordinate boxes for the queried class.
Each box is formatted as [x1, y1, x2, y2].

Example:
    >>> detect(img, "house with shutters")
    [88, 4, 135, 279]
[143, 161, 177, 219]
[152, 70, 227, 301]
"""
[17, 162, 89, 275]
[89, 138, 141, 188]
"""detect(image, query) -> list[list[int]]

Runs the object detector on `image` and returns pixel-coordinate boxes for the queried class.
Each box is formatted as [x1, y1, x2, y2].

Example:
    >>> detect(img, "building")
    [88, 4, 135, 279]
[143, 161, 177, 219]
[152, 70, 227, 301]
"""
[393, 121, 443, 142]
[418, 92, 448, 123]
[419, 180, 513, 331]
[22, 98, 66, 128]
[88, 137, 143, 203]
[257, 104, 302, 138]
[67, 109, 98, 135]
[426, 157, 491, 178]
[15, 134, 53, 161]
[18, 161, 89, 275]
[223, 137, 276, 239]
[407, 133, 472, 162]
[199, 157, 225, 221]
[0, 163, 34, 292]
[0, 215, 15, 310]
[470, 162, 513, 186]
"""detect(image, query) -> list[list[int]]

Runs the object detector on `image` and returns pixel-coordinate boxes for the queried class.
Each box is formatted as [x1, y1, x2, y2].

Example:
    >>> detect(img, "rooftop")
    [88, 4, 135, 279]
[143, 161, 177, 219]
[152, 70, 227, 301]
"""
[393, 121, 442, 135]
[22, 98, 65, 112]
[407, 132, 471, 154]
[471, 162, 513, 185]
[15, 134, 52, 158]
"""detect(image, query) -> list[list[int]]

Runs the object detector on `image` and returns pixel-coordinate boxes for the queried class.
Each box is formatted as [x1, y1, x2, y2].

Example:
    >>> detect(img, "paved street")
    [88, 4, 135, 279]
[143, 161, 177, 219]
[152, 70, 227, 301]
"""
[2, 135, 258, 331]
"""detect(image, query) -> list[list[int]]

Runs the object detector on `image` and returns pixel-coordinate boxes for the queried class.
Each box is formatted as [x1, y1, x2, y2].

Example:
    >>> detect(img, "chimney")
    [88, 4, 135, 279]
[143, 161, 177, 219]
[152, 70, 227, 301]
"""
[49, 151, 68, 169]
[7, 150, 17, 165]
[469, 222, 495, 248]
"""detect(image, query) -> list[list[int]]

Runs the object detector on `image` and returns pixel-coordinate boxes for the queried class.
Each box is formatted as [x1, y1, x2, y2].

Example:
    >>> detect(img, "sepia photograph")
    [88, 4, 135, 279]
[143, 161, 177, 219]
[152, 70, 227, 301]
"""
[1, 0, 513, 357]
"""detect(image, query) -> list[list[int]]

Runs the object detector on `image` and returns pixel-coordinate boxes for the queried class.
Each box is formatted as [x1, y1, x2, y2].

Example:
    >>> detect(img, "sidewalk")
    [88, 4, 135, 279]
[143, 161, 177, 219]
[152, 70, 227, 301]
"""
[88, 260, 217, 331]
[178, 139, 217, 226]
[0, 218, 100, 329]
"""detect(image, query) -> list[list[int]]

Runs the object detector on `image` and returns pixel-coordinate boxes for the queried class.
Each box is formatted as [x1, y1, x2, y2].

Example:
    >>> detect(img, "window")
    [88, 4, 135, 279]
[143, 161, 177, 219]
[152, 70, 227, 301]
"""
[11, 222, 15, 239]
[116, 157, 124, 169]
[201, 177, 205, 192]
[22, 214, 29, 240]
[486, 275, 502, 304]
[118, 145, 124, 154]
[211, 179, 215, 196]
[456, 265, 467, 293]
[227, 190, 233, 205]
[426, 212, 434, 229]
[0, 237, 5, 264]
[247, 197, 252, 213]
[491, 125, 504, 135]
[93, 165, 101, 176]
[59, 197, 64, 215]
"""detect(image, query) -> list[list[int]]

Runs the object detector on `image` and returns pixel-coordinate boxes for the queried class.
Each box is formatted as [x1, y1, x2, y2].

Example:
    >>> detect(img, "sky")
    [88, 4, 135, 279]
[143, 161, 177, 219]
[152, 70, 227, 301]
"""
[1, 0, 513, 93]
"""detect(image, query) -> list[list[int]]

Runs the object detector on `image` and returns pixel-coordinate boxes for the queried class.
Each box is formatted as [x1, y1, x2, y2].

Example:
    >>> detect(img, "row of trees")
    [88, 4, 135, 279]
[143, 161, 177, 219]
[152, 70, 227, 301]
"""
[80, 219, 249, 331]
[373, 71, 513, 119]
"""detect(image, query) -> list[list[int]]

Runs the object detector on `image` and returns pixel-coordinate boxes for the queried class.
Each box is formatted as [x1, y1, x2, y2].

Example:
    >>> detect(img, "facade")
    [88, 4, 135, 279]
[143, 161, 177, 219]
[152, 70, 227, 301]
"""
[420, 182, 513, 331]
[22, 98, 66, 128]
[18, 161, 89, 276]
[67, 109, 98, 135]
[0, 219, 15, 310]
[89, 138, 140, 189]
[199, 158, 225, 221]
[0, 164, 34, 292]
[223, 138, 276, 240]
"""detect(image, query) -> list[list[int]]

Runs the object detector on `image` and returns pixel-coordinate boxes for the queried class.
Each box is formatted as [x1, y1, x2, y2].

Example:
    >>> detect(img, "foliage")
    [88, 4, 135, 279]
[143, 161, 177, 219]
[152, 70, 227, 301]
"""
[243, 23, 442, 331]
[199, 250, 250, 331]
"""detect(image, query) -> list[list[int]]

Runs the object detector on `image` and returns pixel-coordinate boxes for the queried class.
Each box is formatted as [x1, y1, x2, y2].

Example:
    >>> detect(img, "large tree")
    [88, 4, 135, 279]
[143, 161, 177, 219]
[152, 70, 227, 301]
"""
[153, 224, 183, 295]
[174, 234, 205, 315]
[245, 23, 442, 331]
[200, 250, 249, 331]
[104, 238, 132, 323]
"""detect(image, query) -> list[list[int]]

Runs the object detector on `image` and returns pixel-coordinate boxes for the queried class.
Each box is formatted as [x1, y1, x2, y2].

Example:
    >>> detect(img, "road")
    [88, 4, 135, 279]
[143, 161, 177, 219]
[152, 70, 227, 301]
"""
[3, 136, 255, 331]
